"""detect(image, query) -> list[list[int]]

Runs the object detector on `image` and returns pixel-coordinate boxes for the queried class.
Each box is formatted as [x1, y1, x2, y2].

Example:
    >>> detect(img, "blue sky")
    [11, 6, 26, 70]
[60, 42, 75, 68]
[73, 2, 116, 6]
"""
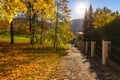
[69, 0, 120, 19]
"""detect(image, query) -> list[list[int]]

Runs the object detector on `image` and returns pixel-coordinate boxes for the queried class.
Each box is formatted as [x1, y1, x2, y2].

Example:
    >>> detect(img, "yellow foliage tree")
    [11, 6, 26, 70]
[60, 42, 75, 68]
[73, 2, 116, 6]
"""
[93, 7, 116, 28]
[0, 0, 27, 22]
[21, 0, 56, 44]
[0, 0, 27, 44]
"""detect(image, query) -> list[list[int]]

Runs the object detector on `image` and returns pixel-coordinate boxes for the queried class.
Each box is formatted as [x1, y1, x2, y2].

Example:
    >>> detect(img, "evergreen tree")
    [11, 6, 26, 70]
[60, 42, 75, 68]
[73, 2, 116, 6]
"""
[88, 4, 93, 30]
[83, 9, 89, 34]
[83, 4, 93, 34]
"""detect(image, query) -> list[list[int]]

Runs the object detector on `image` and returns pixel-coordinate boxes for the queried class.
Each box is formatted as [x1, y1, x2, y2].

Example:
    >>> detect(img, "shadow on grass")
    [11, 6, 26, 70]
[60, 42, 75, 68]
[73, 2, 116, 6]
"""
[22, 47, 55, 54]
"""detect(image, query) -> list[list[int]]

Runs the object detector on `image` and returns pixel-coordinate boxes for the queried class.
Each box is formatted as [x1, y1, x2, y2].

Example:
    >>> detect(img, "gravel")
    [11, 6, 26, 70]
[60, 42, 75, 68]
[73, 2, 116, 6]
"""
[48, 46, 120, 80]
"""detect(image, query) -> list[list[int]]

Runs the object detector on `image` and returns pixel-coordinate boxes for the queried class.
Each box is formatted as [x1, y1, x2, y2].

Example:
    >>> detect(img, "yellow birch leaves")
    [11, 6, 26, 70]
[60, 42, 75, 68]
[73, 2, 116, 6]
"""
[0, 0, 56, 23]
[0, 0, 27, 23]
[33, 0, 55, 19]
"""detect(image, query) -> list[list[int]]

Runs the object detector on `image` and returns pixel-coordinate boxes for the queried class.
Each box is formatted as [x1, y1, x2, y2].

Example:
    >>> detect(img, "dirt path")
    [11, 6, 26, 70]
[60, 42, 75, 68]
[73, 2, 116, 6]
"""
[48, 45, 120, 80]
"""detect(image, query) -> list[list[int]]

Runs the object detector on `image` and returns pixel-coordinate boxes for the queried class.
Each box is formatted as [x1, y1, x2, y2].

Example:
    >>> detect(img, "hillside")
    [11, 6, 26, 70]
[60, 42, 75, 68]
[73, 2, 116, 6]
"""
[70, 19, 83, 35]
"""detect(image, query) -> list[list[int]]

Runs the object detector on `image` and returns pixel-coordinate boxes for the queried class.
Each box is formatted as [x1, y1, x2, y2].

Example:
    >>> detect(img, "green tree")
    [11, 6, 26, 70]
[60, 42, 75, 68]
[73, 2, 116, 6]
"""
[47, 22, 73, 47]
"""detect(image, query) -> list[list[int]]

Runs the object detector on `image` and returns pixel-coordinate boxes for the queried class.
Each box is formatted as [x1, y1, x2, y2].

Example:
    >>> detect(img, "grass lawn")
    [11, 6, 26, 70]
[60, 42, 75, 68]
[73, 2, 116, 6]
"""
[0, 34, 29, 43]
[0, 42, 67, 80]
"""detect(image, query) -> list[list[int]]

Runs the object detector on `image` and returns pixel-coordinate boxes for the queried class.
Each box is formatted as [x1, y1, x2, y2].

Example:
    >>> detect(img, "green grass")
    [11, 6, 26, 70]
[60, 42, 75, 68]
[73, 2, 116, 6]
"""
[14, 35, 29, 43]
[0, 34, 29, 43]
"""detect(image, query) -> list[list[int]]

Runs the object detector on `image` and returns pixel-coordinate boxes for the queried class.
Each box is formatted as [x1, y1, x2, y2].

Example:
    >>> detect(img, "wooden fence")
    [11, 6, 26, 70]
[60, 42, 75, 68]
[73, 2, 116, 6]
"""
[79, 40, 120, 71]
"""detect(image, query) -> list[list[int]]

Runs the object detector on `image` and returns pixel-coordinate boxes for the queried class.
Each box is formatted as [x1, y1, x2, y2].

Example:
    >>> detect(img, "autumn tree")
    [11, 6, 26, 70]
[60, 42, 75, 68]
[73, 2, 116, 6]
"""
[0, 0, 26, 44]
[0, 19, 9, 39]
[57, 22, 73, 45]
[22, 0, 55, 44]
[0, 19, 9, 34]
[47, 22, 73, 47]
[13, 18, 29, 35]
[54, 0, 71, 49]
[93, 7, 118, 28]
[59, 0, 71, 21]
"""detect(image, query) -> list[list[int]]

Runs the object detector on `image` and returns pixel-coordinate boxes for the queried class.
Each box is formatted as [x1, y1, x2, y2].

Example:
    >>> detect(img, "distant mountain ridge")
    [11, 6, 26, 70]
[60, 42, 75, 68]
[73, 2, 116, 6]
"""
[70, 19, 83, 35]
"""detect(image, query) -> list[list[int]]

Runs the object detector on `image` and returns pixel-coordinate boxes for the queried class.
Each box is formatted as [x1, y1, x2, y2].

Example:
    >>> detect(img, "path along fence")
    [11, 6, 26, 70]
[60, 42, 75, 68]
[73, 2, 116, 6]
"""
[78, 40, 120, 71]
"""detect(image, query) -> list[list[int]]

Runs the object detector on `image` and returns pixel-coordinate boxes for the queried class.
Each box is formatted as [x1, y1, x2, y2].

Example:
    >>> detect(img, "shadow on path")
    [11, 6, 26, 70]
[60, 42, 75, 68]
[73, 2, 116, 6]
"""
[48, 45, 120, 80]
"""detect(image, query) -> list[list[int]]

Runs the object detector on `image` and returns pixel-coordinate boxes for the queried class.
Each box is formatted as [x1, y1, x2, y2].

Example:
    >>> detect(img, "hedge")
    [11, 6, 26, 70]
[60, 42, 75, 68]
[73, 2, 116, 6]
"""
[85, 17, 120, 47]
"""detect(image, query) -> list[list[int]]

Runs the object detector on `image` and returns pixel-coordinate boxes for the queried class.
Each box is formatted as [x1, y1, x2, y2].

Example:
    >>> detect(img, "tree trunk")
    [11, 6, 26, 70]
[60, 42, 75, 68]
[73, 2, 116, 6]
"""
[54, 0, 59, 50]
[10, 21, 14, 44]
[31, 26, 35, 44]
[40, 24, 43, 44]
[40, 19, 44, 44]
[29, 10, 34, 45]
[29, 2, 34, 45]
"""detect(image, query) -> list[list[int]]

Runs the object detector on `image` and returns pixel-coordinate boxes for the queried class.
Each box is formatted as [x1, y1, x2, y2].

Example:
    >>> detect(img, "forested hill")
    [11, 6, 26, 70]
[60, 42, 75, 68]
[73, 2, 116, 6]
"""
[70, 19, 83, 35]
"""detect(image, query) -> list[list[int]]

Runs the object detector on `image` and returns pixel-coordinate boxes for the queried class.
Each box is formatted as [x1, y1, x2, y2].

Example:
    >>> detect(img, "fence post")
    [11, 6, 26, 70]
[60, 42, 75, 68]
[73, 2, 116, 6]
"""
[102, 40, 109, 65]
[91, 41, 95, 57]
[82, 41, 85, 52]
[85, 41, 88, 54]
[108, 41, 111, 58]
[82, 41, 84, 52]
